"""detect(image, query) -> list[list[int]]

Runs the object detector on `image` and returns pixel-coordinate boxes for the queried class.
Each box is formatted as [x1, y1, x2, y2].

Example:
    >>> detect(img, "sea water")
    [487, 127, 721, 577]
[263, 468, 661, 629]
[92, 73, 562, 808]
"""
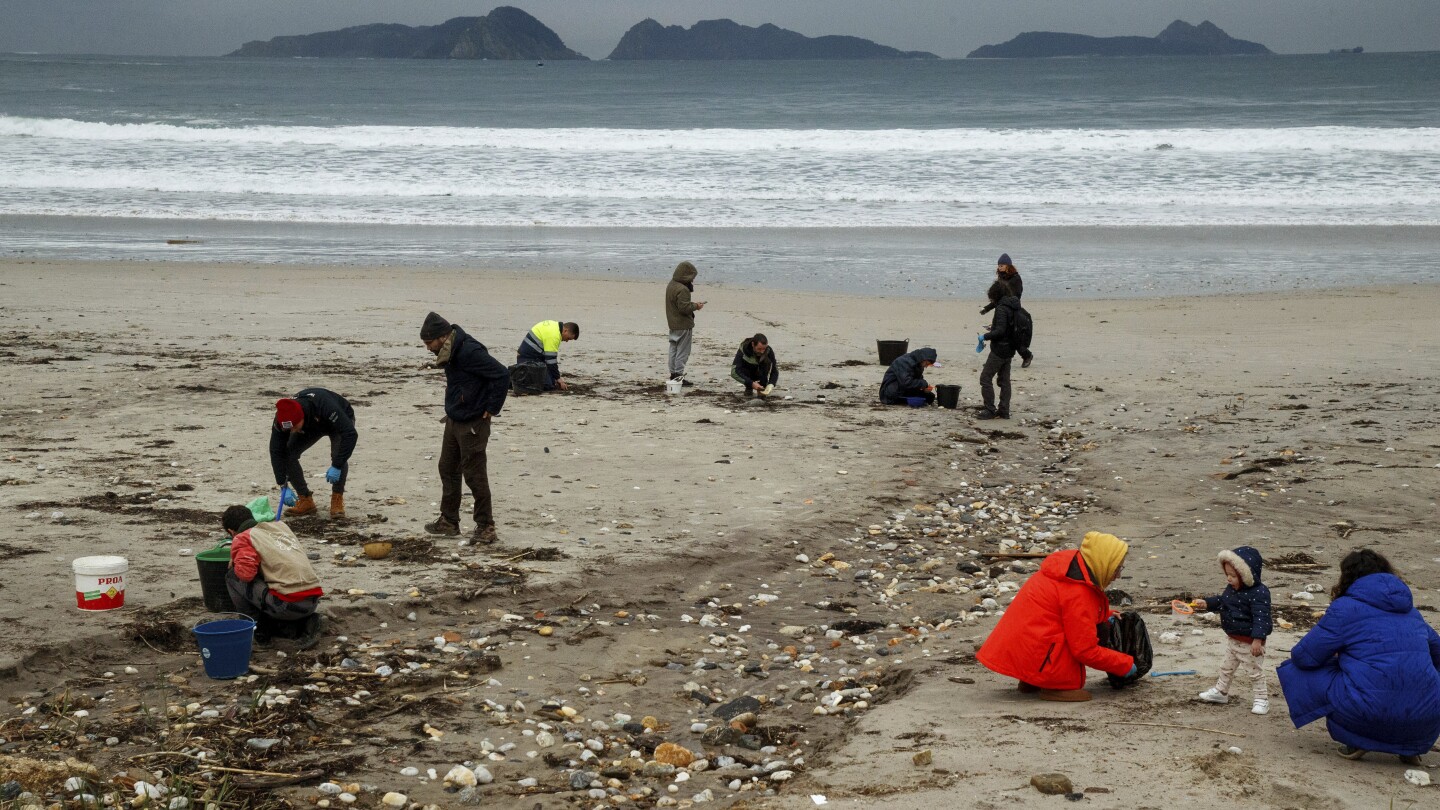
[1, 53, 1438, 296]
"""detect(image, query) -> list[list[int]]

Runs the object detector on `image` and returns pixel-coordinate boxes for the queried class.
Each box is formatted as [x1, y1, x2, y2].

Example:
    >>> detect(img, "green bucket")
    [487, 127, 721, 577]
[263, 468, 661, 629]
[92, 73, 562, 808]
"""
[195, 545, 233, 613]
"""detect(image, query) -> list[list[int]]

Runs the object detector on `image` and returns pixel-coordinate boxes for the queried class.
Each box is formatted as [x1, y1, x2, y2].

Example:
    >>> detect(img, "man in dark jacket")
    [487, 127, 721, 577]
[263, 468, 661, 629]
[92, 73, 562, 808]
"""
[977, 279, 1020, 419]
[880, 347, 938, 405]
[270, 388, 357, 518]
[420, 311, 510, 544]
[664, 261, 705, 384]
[731, 333, 779, 397]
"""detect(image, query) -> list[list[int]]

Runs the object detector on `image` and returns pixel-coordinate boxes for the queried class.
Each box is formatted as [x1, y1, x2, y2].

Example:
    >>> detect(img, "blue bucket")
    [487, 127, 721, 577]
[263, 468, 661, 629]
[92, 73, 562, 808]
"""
[193, 617, 255, 679]
[905, 396, 929, 408]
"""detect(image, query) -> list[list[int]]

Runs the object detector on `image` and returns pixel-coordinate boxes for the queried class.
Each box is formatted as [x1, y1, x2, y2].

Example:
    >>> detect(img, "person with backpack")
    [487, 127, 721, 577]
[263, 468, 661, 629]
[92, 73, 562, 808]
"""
[977, 531, 1137, 701]
[976, 279, 1031, 420]
[979, 253, 1033, 368]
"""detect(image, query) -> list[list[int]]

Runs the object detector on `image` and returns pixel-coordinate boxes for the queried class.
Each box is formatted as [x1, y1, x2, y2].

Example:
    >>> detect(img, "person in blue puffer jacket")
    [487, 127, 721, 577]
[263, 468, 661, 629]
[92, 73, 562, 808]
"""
[1279, 548, 1440, 765]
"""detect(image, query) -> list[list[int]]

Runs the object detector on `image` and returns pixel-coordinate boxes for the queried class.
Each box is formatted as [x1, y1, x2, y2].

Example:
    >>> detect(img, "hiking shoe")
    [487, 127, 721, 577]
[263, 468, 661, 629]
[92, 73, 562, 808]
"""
[681, 379, 695, 387]
[1021, 356, 1033, 369]
[1338, 745, 1368, 760]
[329, 493, 345, 519]
[995, 411, 1011, 419]
[1037, 689, 1092, 702]
[296, 614, 322, 651]
[424, 517, 460, 536]
[1399, 754, 1424, 766]
[474, 524, 500, 545]
[1251, 698, 1270, 715]
[1197, 687, 1230, 704]
[976, 408, 999, 420]
[287, 495, 317, 516]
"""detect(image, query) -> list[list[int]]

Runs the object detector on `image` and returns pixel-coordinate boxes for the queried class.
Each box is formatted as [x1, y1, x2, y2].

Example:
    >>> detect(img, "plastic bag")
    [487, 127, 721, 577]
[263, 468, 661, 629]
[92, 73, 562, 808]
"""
[1097, 610, 1153, 688]
[246, 496, 273, 523]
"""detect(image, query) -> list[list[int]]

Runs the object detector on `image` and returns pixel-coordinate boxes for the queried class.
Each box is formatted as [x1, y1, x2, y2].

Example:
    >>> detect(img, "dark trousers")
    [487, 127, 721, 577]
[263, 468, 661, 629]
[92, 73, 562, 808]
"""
[882, 389, 936, 405]
[439, 416, 493, 529]
[282, 433, 348, 496]
[980, 353, 1013, 414]
[226, 569, 318, 625]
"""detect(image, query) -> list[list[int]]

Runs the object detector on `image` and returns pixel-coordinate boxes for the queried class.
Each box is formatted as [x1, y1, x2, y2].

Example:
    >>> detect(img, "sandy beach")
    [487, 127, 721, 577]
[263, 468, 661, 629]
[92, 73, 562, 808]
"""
[1, 259, 1438, 808]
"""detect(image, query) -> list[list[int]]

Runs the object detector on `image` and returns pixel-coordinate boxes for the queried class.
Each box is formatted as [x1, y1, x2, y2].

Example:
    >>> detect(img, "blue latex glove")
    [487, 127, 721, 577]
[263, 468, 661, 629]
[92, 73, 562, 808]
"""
[975, 333, 986, 353]
[1126, 664, 1138, 677]
[1108, 615, 1119, 624]
[325, 466, 343, 484]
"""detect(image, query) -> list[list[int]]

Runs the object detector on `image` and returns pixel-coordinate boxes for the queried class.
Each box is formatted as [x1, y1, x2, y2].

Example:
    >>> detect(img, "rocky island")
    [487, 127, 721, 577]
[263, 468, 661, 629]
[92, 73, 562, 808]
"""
[228, 6, 587, 60]
[968, 20, 1271, 58]
[608, 18, 938, 60]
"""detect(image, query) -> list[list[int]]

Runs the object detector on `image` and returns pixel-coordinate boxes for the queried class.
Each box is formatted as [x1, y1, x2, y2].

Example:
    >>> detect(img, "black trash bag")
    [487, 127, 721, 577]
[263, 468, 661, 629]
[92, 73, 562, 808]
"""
[1096, 610, 1153, 689]
[508, 362, 549, 395]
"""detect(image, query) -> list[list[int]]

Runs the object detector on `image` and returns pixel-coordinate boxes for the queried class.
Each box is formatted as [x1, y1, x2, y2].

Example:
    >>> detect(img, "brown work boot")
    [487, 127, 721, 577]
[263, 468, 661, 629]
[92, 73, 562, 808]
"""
[1037, 689, 1092, 702]
[424, 516, 460, 536]
[287, 495, 317, 516]
[329, 493, 345, 519]
[474, 524, 500, 545]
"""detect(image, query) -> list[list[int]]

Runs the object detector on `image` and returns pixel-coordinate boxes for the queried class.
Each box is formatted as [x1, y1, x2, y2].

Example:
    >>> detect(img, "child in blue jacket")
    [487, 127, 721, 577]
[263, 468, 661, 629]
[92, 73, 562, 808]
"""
[1194, 546, 1273, 715]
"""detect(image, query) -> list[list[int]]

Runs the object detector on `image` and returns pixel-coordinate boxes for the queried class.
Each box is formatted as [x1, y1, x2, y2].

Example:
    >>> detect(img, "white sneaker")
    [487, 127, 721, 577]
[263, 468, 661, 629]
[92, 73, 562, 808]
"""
[1251, 698, 1270, 715]
[1197, 687, 1230, 704]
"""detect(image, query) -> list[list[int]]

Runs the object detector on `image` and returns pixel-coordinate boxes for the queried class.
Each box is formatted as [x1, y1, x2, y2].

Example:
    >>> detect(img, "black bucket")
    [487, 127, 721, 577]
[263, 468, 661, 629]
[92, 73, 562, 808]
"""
[195, 546, 232, 613]
[935, 384, 962, 409]
[877, 339, 908, 365]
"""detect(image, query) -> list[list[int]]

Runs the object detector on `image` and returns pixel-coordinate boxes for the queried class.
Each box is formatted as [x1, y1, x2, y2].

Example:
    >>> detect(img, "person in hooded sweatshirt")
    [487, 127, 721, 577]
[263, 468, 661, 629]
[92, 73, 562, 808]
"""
[664, 261, 706, 384]
[1279, 549, 1440, 765]
[879, 347, 938, 405]
[977, 531, 1136, 702]
[977, 279, 1021, 419]
[419, 312, 510, 544]
[1193, 546, 1274, 715]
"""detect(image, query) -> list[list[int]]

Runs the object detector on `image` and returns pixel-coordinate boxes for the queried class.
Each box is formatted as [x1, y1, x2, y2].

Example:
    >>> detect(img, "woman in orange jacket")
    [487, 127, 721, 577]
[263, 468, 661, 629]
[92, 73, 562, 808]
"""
[977, 531, 1136, 701]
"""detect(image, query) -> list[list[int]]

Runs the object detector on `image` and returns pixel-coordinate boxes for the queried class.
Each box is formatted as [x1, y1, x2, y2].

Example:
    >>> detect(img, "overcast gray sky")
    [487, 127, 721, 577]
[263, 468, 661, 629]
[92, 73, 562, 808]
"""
[2, 1, 1436, 58]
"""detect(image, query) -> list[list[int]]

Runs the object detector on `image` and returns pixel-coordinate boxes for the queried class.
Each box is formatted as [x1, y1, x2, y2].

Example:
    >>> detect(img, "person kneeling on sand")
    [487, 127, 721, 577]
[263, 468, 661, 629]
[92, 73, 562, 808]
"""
[879, 347, 938, 405]
[220, 505, 323, 647]
[731, 333, 778, 397]
[516, 320, 579, 392]
[976, 531, 1137, 701]
[1279, 548, 1440, 765]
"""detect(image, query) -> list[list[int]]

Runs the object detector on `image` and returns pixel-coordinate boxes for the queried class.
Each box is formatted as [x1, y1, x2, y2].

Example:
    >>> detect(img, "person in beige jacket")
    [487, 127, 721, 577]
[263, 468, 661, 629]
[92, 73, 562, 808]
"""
[664, 260, 706, 384]
[221, 505, 323, 646]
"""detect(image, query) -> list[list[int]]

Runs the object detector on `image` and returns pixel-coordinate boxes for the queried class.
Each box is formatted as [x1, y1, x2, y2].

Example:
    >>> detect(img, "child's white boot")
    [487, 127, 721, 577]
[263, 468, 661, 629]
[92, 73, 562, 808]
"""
[1197, 687, 1229, 704]
[1251, 697, 1270, 715]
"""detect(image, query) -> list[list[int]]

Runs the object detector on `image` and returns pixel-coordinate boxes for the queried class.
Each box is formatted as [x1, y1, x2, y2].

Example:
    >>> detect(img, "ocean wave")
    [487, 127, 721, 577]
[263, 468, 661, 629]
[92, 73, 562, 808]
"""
[1, 115, 1436, 154]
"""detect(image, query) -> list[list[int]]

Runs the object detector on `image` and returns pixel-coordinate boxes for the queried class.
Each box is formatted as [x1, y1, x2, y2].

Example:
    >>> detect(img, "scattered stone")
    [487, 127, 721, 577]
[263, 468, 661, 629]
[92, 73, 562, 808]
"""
[1404, 769, 1430, 786]
[912, 749, 933, 767]
[1031, 773, 1074, 795]
[381, 792, 407, 807]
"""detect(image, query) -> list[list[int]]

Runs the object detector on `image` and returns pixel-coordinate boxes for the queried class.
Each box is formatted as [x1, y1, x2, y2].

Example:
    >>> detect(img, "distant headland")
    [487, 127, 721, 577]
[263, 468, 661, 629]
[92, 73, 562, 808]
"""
[967, 20, 1271, 59]
[228, 8, 937, 61]
[227, 7, 587, 60]
[607, 19, 938, 60]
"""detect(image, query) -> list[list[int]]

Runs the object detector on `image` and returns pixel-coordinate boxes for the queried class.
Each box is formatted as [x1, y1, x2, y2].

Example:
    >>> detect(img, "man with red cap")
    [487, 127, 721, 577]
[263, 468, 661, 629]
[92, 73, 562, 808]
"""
[269, 388, 357, 518]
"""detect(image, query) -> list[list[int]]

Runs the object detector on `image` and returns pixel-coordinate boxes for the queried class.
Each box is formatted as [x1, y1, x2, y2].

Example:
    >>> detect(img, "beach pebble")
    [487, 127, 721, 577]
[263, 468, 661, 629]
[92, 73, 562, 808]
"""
[444, 765, 477, 788]
[399, 767, 419, 777]
[317, 783, 343, 795]
[1226, 747, 1243, 755]
[381, 792, 407, 807]
[63, 777, 87, 792]
[1292, 592, 1314, 601]
[1158, 631, 1183, 644]
[1030, 773, 1074, 795]
[517, 777, 538, 787]
[1404, 769, 1430, 786]
[125, 666, 140, 675]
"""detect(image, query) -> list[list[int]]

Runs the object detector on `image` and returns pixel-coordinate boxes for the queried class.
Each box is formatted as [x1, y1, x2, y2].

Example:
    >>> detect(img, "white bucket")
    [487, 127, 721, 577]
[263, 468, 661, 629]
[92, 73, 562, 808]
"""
[665, 378, 684, 395]
[73, 555, 128, 611]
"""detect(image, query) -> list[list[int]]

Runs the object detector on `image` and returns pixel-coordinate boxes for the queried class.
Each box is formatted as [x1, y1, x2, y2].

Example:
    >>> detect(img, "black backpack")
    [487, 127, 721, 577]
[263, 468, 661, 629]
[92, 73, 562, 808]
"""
[1096, 611, 1153, 689]
[508, 363, 548, 395]
[1010, 305, 1034, 351]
